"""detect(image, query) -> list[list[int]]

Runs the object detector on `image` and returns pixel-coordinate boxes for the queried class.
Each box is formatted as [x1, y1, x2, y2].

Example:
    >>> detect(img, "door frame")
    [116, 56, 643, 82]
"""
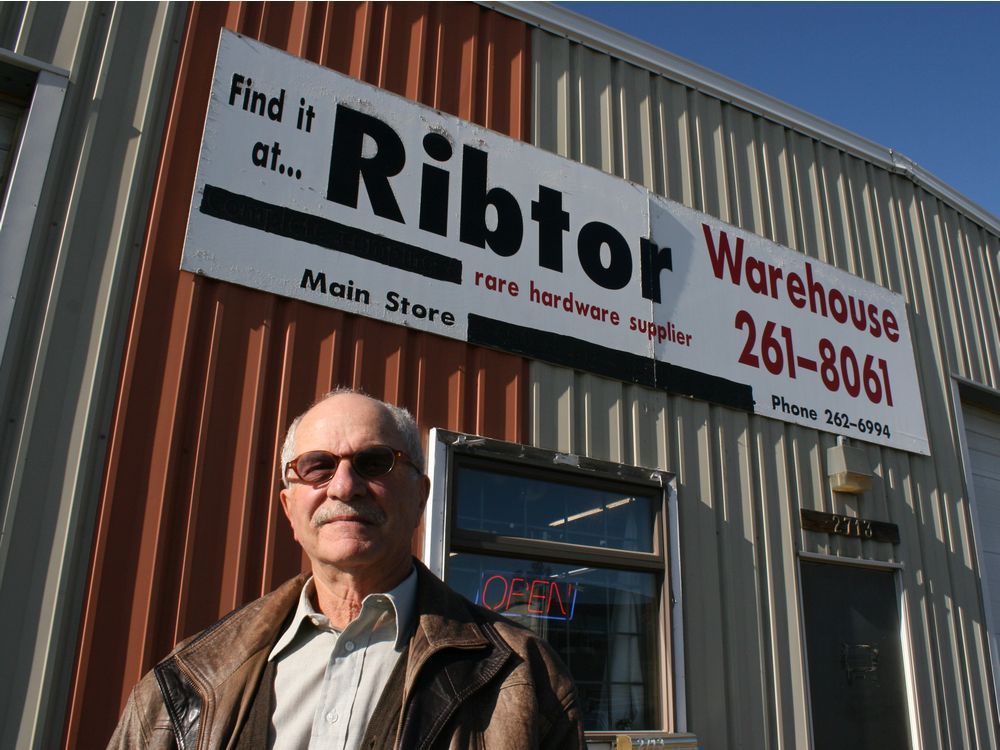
[797, 551, 922, 750]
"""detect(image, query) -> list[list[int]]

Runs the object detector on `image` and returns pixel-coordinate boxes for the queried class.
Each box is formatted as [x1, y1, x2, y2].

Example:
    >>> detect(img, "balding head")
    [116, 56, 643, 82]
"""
[281, 388, 423, 486]
[278, 388, 429, 592]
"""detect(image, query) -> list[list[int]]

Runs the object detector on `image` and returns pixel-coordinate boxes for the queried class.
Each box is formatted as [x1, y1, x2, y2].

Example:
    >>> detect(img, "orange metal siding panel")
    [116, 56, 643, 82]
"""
[64, 3, 531, 748]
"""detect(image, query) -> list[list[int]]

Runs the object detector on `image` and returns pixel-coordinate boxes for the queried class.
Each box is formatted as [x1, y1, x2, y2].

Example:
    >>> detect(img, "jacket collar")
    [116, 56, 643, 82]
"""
[154, 574, 308, 750]
[171, 573, 309, 688]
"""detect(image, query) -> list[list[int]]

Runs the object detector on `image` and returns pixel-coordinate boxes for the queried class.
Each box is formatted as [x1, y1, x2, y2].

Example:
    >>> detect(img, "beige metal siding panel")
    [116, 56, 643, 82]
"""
[0, 4, 186, 750]
[531, 31, 569, 156]
[716, 409, 769, 747]
[529, 23, 998, 749]
[652, 76, 694, 206]
[939, 204, 978, 377]
[848, 159, 887, 288]
[762, 421, 814, 750]
[887, 448, 945, 748]
[956, 218, 997, 385]
[577, 45, 614, 173]
[817, 145, 857, 275]
[614, 59, 654, 187]
[760, 125, 800, 252]
[789, 132, 831, 262]
[576, 372, 626, 461]
[723, 105, 767, 237]
[690, 90, 729, 221]
[625, 382, 670, 471]
[530, 361, 575, 453]
[671, 395, 731, 748]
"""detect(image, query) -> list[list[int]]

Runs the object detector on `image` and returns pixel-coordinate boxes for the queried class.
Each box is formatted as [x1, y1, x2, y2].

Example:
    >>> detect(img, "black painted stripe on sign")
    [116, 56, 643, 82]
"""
[468, 314, 754, 411]
[199, 184, 462, 284]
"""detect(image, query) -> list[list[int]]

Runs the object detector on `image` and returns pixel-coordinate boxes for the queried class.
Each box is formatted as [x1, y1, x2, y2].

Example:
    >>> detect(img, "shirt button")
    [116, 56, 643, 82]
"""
[326, 710, 339, 723]
[344, 640, 355, 652]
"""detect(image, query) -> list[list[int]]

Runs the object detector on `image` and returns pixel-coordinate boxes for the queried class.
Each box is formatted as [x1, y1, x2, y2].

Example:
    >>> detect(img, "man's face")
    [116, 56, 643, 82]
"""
[279, 393, 428, 582]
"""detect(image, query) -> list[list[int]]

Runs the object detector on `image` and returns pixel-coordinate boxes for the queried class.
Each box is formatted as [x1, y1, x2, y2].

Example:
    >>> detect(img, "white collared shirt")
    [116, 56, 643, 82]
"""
[267, 568, 417, 750]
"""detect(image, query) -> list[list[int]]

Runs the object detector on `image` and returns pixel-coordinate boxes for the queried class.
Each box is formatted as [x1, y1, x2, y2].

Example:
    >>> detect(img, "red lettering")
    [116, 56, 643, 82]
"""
[479, 573, 576, 620]
[703, 224, 744, 283]
[787, 272, 806, 308]
[848, 296, 867, 332]
[528, 580, 548, 614]
[548, 581, 568, 615]
[506, 577, 528, 610]
[474, 271, 520, 297]
[481, 575, 508, 610]
[883, 310, 899, 342]
[767, 263, 783, 299]
[829, 288, 847, 323]
[867, 303, 882, 337]
[746, 255, 767, 295]
[805, 262, 828, 317]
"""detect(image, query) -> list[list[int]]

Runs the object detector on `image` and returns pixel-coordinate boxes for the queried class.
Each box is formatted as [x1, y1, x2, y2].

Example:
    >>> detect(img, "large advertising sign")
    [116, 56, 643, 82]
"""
[183, 31, 929, 454]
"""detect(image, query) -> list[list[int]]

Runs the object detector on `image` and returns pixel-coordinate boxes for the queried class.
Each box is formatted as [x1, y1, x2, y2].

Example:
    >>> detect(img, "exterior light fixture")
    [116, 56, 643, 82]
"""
[826, 440, 872, 494]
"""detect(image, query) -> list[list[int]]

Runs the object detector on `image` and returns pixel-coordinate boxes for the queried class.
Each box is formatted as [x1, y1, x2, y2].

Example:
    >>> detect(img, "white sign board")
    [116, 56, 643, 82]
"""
[183, 30, 929, 454]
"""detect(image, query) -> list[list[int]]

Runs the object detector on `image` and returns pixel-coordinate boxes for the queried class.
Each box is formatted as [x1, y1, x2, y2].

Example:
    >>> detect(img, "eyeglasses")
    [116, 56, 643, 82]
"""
[284, 445, 419, 485]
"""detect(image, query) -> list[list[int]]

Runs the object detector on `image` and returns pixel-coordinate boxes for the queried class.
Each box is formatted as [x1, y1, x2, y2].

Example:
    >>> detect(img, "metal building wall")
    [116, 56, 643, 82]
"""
[63, 3, 532, 748]
[0, 4, 186, 750]
[523, 15, 999, 750]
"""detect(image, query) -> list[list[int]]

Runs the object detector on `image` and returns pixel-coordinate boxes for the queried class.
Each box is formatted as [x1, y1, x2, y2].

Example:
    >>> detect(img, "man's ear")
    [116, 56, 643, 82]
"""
[418, 474, 430, 512]
[279, 488, 298, 540]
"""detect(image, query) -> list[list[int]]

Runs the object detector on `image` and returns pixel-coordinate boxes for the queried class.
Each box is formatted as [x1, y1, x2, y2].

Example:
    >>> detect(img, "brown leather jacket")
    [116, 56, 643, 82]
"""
[107, 561, 586, 749]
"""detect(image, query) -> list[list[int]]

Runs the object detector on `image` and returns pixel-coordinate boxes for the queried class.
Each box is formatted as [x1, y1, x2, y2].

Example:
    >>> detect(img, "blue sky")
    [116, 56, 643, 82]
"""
[560, 2, 1000, 221]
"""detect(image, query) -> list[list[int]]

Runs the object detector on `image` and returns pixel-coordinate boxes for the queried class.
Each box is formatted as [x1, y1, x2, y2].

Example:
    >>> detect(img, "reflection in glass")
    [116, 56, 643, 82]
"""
[447, 552, 661, 731]
[454, 465, 657, 552]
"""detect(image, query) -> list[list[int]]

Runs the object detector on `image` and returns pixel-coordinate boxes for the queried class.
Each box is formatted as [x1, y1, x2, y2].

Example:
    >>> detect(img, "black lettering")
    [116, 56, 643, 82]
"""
[267, 88, 285, 121]
[301, 269, 327, 293]
[252, 141, 270, 167]
[249, 90, 267, 116]
[577, 221, 632, 290]
[459, 145, 523, 257]
[640, 238, 672, 303]
[328, 105, 405, 223]
[531, 185, 569, 272]
[419, 133, 452, 236]
[229, 73, 244, 106]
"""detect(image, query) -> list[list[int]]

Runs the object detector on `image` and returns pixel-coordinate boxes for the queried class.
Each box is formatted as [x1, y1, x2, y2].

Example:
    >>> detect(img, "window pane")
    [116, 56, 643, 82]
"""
[446, 551, 661, 731]
[454, 464, 658, 552]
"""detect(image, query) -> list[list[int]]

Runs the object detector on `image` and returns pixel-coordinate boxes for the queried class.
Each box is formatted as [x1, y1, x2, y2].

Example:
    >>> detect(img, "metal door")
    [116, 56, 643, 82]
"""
[801, 561, 911, 750]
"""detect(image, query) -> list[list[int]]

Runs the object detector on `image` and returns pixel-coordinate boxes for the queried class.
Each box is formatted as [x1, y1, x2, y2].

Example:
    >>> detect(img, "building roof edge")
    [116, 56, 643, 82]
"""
[483, 1, 1000, 238]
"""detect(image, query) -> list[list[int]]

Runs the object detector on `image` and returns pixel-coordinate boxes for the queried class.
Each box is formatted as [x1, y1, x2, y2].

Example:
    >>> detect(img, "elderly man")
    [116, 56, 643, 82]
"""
[109, 388, 585, 749]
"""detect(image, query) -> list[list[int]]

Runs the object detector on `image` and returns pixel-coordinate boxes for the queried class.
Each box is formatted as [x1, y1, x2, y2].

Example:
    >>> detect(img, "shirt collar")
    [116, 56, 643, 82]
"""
[269, 566, 418, 660]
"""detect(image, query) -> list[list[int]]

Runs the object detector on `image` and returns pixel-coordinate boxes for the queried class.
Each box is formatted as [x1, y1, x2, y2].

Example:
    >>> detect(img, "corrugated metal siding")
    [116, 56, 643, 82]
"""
[529, 28, 999, 749]
[0, 3, 186, 750]
[64, 3, 531, 748]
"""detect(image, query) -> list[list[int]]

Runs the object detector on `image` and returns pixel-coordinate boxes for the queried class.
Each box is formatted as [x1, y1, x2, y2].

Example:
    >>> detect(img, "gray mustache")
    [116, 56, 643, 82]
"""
[311, 501, 386, 528]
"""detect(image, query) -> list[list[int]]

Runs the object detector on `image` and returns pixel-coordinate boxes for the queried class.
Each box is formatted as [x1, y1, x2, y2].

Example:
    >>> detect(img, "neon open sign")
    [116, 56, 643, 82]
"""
[476, 572, 578, 621]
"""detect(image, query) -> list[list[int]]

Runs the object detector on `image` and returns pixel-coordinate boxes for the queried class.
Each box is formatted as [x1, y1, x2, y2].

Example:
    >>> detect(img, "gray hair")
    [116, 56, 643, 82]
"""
[279, 387, 424, 487]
